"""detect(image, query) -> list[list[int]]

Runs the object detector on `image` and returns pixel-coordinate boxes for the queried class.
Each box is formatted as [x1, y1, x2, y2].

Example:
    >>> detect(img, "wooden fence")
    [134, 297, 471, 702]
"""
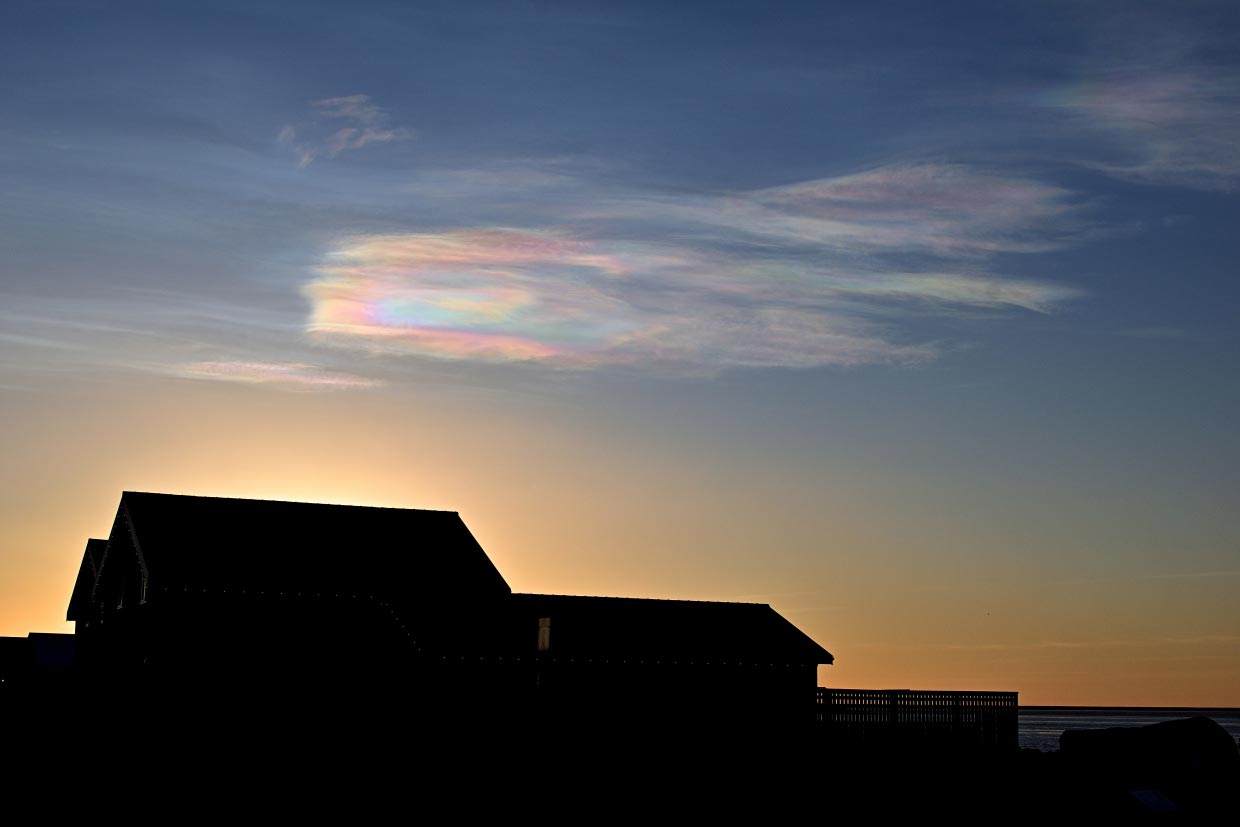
[816, 688, 1018, 751]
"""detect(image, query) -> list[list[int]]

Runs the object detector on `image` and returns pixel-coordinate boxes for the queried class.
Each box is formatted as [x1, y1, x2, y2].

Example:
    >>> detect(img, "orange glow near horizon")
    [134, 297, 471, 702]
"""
[3, 376, 1237, 708]
[8, 0, 1240, 721]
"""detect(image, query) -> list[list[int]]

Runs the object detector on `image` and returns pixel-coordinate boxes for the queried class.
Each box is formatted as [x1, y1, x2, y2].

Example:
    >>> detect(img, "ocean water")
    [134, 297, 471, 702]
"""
[1019, 707, 1240, 752]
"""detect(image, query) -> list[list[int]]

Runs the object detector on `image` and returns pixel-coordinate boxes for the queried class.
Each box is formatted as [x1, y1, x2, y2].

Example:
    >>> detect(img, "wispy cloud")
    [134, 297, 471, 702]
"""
[1042, 61, 1240, 191]
[172, 361, 380, 391]
[280, 94, 414, 166]
[587, 163, 1092, 258]
[744, 163, 1088, 255]
[305, 227, 939, 370]
[303, 163, 1085, 372]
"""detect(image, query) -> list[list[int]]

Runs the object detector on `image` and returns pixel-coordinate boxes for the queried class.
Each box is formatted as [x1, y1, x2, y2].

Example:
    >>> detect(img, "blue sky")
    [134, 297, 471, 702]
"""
[2, 1, 1237, 703]
[5, 1, 1239, 381]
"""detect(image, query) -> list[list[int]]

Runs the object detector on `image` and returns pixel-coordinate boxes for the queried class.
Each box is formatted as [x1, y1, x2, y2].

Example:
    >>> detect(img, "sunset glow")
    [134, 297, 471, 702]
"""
[3, 1, 1238, 708]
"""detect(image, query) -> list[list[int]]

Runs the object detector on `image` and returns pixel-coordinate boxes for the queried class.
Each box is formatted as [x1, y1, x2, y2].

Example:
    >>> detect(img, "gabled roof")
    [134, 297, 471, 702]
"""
[99, 491, 510, 607]
[68, 491, 834, 667]
[66, 538, 107, 621]
[506, 593, 833, 665]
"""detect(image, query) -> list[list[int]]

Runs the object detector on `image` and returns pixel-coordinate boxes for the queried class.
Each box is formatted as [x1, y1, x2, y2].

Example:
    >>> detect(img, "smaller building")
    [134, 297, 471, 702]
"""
[0, 632, 75, 687]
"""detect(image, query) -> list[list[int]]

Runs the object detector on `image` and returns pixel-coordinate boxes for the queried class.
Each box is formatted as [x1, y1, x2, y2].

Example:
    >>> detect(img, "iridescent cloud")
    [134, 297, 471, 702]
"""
[307, 227, 935, 369]
[174, 361, 381, 390]
[305, 161, 1083, 372]
[306, 229, 655, 366]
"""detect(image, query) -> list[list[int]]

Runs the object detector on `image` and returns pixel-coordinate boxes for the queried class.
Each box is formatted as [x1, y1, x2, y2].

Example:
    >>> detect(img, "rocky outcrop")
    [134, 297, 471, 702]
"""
[1060, 716, 1239, 814]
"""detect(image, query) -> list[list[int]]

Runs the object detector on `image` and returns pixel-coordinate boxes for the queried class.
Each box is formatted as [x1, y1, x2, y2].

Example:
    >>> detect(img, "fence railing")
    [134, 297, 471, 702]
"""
[816, 688, 1018, 750]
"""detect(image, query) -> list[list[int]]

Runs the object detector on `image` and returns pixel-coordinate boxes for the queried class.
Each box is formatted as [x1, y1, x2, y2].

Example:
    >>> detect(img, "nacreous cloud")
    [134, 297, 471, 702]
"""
[307, 228, 948, 369]
[304, 164, 1082, 373]
[307, 230, 654, 365]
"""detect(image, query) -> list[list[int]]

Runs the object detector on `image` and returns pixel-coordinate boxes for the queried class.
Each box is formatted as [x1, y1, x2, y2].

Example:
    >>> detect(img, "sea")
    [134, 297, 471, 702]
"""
[1019, 707, 1240, 752]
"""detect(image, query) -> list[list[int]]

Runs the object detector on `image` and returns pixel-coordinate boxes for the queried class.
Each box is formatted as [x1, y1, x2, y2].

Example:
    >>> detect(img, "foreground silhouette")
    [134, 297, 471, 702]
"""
[63, 492, 833, 740]
[15, 492, 1234, 817]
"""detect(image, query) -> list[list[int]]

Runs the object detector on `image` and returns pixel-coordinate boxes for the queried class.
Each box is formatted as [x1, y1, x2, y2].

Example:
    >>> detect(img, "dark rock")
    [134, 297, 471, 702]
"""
[1060, 716, 1239, 814]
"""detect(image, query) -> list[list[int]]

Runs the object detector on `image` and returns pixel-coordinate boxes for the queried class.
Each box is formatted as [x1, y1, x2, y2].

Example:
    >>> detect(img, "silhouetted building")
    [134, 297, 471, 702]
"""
[0, 632, 75, 688]
[66, 491, 832, 736]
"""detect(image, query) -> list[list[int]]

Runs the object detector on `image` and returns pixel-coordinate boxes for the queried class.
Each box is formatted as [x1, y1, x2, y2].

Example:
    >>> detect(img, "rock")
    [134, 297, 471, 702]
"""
[1060, 716, 1239, 813]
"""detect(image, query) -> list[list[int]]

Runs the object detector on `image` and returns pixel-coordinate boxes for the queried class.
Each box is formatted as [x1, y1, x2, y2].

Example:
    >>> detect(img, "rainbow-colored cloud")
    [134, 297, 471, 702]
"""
[304, 162, 1084, 371]
[302, 163, 1087, 372]
[306, 229, 654, 366]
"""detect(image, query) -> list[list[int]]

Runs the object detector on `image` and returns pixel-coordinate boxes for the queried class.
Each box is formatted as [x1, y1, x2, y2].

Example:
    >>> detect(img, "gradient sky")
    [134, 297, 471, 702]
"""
[3, 0, 1238, 706]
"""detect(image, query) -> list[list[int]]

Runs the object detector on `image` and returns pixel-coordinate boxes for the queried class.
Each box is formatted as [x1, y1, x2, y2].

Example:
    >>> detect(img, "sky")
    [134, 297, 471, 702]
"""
[2, 0, 1238, 706]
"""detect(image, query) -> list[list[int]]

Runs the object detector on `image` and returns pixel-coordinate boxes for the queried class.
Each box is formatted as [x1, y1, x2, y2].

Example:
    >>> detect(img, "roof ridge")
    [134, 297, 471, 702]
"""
[121, 491, 459, 514]
[514, 592, 770, 607]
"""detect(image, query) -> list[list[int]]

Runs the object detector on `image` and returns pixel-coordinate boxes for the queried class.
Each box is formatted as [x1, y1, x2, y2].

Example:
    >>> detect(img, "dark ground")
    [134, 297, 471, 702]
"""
[8, 718, 1237, 820]
[5, 680, 1236, 820]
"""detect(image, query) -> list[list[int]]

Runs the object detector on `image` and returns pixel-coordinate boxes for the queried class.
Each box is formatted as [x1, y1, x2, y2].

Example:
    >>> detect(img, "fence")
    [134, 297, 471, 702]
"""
[816, 688, 1018, 751]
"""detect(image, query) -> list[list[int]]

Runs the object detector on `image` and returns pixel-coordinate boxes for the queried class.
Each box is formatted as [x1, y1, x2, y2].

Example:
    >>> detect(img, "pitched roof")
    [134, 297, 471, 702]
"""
[69, 492, 833, 666]
[66, 538, 107, 621]
[110, 491, 510, 604]
[506, 593, 833, 665]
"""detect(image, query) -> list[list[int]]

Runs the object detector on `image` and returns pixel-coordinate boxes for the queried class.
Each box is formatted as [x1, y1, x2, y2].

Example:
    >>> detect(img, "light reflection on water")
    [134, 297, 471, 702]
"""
[1019, 708, 1240, 751]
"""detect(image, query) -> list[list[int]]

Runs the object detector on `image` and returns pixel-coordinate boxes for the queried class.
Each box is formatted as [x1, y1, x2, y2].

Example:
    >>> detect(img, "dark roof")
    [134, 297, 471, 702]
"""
[68, 492, 833, 666]
[66, 538, 106, 622]
[506, 593, 833, 665]
[111, 491, 510, 604]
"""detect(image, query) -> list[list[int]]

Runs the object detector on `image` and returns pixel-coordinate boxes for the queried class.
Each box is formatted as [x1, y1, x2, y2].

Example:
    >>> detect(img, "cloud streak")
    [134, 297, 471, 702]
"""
[172, 361, 381, 391]
[743, 163, 1087, 255]
[303, 163, 1085, 372]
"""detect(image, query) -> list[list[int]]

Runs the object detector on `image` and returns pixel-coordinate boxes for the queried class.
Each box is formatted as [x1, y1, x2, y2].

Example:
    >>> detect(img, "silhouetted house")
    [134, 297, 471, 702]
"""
[67, 491, 832, 735]
[501, 593, 830, 733]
